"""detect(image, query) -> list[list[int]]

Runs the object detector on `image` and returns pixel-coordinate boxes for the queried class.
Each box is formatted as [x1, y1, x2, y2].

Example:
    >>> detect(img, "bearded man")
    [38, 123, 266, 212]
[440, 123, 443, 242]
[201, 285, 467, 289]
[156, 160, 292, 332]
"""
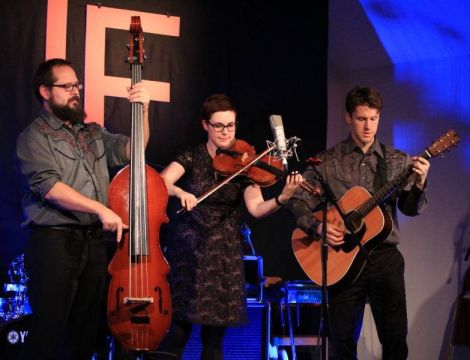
[15, 58, 150, 360]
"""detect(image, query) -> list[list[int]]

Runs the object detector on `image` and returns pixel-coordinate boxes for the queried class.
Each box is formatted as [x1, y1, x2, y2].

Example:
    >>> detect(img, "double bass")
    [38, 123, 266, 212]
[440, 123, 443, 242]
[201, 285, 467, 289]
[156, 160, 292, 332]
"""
[107, 16, 171, 351]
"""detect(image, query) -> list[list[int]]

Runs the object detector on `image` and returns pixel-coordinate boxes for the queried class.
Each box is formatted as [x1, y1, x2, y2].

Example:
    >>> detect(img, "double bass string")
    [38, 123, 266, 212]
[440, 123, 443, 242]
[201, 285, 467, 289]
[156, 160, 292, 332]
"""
[129, 59, 148, 346]
[132, 61, 152, 346]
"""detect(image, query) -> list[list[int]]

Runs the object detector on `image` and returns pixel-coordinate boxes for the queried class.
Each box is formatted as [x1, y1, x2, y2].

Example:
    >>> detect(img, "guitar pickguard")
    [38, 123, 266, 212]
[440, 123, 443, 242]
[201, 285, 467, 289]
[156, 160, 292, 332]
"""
[341, 224, 367, 253]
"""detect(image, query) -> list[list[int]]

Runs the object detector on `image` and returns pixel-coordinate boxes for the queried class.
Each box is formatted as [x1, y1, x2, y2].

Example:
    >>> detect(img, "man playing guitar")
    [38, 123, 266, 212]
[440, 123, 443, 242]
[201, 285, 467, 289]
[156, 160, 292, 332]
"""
[285, 86, 430, 359]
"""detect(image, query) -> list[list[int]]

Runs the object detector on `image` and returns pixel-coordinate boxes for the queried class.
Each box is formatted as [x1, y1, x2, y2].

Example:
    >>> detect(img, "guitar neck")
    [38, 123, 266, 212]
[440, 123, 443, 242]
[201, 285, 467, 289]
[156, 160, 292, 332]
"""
[354, 150, 430, 219]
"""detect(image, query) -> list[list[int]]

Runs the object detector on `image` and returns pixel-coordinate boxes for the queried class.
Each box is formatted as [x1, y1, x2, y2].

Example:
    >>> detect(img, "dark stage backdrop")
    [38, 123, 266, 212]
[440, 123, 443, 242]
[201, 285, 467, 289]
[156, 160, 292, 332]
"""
[0, 0, 327, 281]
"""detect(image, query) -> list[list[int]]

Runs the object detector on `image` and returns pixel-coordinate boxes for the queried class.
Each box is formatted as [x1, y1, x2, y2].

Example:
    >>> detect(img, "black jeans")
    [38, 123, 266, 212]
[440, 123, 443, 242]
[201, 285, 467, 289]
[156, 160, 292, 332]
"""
[143, 321, 226, 360]
[328, 244, 408, 360]
[21, 226, 106, 360]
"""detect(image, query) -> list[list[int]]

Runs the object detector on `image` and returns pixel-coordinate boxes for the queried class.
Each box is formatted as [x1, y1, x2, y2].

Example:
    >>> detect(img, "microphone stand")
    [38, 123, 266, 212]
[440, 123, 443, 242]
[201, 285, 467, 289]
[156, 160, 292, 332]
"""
[307, 165, 372, 360]
[320, 195, 329, 360]
[308, 171, 329, 360]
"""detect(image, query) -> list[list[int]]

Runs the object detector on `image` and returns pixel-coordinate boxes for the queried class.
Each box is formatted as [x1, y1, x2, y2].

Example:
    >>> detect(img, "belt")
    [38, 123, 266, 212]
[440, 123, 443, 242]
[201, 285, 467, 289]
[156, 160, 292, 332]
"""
[31, 224, 102, 234]
[49, 224, 101, 229]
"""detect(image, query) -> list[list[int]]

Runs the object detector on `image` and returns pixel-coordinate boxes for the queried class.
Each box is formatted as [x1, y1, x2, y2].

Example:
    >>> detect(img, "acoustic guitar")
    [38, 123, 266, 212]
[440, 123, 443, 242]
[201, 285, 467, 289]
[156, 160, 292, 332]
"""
[292, 130, 460, 292]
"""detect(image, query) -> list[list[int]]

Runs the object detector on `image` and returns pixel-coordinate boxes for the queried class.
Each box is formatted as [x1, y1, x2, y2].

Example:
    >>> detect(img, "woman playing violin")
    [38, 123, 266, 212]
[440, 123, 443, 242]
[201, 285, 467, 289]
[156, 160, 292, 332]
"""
[156, 94, 302, 359]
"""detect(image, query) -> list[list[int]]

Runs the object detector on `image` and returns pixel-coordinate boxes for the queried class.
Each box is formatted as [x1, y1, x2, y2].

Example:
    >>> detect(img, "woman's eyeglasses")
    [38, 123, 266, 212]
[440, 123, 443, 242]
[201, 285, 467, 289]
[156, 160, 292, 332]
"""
[207, 121, 237, 132]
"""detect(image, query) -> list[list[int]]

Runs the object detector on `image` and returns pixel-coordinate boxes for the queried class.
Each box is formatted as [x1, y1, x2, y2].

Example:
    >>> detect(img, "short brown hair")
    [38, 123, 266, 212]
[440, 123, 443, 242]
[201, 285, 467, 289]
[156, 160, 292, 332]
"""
[200, 94, 236, 121]
[34, 58, 74, 102]
[345, 86, 383, 115]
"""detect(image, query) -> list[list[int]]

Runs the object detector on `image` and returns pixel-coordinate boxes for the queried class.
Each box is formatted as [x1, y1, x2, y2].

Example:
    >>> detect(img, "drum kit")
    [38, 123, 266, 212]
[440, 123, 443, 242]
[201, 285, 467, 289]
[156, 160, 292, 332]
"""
[0, 254, 31, 324]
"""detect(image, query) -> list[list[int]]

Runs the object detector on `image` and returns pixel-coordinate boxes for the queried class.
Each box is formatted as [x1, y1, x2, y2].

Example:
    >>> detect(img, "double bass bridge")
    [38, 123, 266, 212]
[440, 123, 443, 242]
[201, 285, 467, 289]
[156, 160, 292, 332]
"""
[124, 297, 154, 324]
[124, 297, 154, 305]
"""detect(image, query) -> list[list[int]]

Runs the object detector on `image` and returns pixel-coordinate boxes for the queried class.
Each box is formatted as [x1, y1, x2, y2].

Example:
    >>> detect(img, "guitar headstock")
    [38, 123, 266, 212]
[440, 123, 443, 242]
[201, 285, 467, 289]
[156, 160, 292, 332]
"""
[128, 16, 145, 66]
[425, 129, 461, 158]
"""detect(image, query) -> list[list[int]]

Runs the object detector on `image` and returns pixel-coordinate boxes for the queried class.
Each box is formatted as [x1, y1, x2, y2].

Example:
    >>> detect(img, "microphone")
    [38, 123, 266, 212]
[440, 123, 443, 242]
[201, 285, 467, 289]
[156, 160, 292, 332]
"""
[269, 114, 288, 170]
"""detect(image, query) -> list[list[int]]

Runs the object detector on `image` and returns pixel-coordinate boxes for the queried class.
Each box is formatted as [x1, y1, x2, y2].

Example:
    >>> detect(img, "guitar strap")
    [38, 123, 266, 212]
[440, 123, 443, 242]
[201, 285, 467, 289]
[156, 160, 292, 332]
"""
[376, 142, 397, 212]
[376, 142, 388, 189]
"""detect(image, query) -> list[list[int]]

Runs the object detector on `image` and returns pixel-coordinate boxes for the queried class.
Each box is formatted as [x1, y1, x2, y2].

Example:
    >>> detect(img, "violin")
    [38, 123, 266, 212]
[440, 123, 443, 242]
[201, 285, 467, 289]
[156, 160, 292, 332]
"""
[213, 139, 285, 186]
[214, 140, 322, 200]
[176, 139, 285, 214]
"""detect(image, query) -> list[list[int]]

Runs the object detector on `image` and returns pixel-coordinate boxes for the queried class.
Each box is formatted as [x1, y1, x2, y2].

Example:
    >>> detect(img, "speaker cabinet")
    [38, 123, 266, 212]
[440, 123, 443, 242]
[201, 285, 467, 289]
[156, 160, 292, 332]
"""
[182, 302, 270, 360]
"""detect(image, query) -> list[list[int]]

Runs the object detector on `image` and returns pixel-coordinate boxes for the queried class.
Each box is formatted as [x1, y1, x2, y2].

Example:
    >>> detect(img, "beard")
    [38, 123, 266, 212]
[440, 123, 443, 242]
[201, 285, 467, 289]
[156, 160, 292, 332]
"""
[50, 96, 87, 125]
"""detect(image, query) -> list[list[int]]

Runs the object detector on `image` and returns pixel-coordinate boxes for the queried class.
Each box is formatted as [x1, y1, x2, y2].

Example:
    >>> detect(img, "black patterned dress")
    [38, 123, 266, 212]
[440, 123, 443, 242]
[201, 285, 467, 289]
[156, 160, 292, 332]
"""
[165, 144, 251, 326]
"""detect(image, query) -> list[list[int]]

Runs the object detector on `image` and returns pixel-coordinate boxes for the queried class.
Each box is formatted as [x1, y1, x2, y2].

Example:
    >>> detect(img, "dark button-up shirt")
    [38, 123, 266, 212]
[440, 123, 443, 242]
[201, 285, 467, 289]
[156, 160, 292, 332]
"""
[285, 136, 428, 245]
[16, 111, 129, 227]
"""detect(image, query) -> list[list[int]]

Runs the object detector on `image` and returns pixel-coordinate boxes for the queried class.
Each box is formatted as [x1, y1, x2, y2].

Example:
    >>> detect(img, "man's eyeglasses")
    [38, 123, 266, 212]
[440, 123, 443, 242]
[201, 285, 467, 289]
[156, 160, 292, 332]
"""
[47, 83, 83, 92]
[207, 121, 237, 132]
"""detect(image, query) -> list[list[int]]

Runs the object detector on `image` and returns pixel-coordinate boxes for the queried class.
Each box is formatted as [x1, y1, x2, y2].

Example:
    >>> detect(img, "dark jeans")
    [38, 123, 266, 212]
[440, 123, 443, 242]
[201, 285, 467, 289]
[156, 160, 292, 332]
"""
[328, 244, 408, 360]
[143, 321, 226, 360]
[21, 226, 107, 360]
